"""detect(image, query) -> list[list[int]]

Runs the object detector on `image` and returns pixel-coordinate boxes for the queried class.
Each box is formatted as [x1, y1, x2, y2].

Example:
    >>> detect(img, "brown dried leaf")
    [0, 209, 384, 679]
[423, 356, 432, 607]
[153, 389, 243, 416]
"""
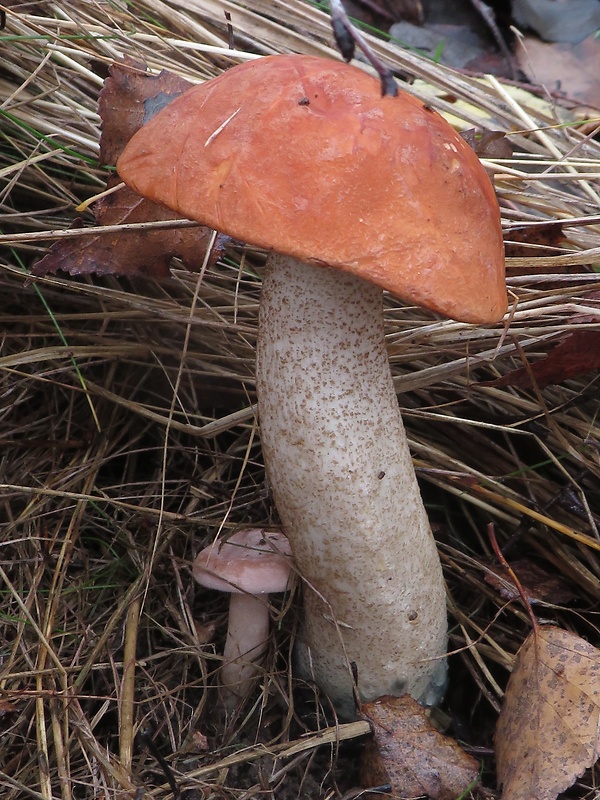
[98, 56, 192, 167]
[33, 60, 224, 280]
[481, 330, 600, 389]
[0, 698, 18, 735]
[461, 128, 513, 159]
[360, 695, 479, 800]
[190, 729, 210, 751]
[504, 222, 566, 257]
[33, 178, 225, 279]
[484, 559, 575, 605]
[496, 626, 600, 800]
[0, 699, 18, 718]
[515, 34, 600, 108]
[192, 618, 216, 645]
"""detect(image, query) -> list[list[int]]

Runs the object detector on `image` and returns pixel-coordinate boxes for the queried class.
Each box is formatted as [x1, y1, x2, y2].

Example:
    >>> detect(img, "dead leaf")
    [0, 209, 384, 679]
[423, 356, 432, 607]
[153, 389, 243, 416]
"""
[570, 105, 600, 135]
[360, 695, 479, 800]
[515, 34, 600, 108]
[190, 729, 210, 751]
[33, 60, 225, 280]
[484, 559, 575, 604]
[480, 330, 600, 389]
[33, 178, 226, 280]
[193, 618, 216, 645]
[461, 128, 514, 159]
[496, 625, 600, 800]
[504, 222, 566, 258]
[98, 56, 192, 167]
[0, 699, 18, 718]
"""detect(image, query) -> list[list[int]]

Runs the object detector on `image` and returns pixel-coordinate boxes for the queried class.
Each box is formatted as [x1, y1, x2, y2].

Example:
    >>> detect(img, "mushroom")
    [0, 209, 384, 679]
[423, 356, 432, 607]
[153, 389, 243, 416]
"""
[117, 54, 506, 718]
[193, 528, 293, 707]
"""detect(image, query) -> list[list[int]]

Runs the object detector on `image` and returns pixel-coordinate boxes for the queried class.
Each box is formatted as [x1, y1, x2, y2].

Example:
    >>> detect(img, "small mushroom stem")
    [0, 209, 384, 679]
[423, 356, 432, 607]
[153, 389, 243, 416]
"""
[221, 593, 270, 706]
[257, 254, 448, 719]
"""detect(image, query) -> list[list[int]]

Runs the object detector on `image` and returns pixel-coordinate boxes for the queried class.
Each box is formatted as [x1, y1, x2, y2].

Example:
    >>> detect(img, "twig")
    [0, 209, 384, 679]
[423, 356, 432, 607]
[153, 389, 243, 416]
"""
[0, 218, 200, 245]
[487, 522, 539, 633]
[139, 728, 180, 799]
[468, 0, 517, 80]
[329, 0, 398, 96]
[182, 720, 372, 781]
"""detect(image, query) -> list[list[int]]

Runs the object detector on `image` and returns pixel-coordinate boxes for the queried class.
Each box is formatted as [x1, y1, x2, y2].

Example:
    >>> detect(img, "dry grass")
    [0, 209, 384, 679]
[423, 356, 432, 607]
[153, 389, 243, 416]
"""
[1, 1, 600, 798]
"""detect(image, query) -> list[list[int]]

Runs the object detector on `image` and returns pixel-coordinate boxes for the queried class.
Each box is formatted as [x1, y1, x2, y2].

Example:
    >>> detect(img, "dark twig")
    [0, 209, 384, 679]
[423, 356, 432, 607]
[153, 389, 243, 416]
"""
[224, 11, 235, 50]
[468, 0, 517, 80]
[487, 523, 539, 634]
[138, 728, 180, 800]
[329, 0, 398, 97]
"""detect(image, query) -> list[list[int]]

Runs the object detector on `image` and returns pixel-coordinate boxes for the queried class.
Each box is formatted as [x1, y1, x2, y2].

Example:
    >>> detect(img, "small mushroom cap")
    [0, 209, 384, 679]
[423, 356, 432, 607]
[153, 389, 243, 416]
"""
[117, 54, 506, 324]
[193, 528, 293, 595]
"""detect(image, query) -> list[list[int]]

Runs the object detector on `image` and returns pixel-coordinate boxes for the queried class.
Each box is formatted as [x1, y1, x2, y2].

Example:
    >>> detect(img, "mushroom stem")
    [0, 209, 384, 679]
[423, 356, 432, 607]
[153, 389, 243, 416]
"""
[257, 254, 448, 719]
[221, 592, 270, 706]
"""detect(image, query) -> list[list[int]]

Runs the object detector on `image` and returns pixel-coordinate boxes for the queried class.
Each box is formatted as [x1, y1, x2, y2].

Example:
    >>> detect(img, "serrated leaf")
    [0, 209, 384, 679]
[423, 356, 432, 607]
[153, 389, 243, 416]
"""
[496, 626, 600, 800]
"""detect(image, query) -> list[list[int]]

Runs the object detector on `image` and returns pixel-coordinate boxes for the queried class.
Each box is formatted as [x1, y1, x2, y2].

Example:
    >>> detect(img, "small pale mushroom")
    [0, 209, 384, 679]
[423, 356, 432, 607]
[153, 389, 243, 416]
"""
[118, 54, 506, 718]
[193, 528, 293, 707]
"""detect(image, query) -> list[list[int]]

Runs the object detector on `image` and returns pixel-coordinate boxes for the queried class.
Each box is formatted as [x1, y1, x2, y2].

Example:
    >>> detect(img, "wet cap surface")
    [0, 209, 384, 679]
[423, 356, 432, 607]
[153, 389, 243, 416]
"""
[117, 55, 506, 324]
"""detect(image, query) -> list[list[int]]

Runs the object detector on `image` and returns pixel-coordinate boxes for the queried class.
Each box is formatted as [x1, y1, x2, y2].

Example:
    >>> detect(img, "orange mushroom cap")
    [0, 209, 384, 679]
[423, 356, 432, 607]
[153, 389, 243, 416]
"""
[117, 54, 506, 323]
